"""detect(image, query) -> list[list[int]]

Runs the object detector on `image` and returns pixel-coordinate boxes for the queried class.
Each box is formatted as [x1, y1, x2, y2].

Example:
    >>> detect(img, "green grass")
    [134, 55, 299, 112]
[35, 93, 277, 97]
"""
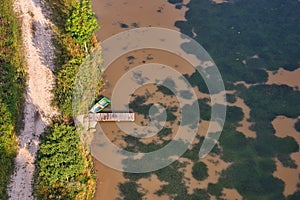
[0, 0, 26, 199]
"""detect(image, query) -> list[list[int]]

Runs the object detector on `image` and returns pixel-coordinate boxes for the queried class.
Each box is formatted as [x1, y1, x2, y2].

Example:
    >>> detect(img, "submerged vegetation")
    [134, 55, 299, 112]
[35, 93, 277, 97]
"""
[0, 0, 26, 198]
[118, 0, 300, 199]
[1, 0, 299, 199]
[179, 0, 299, 199]
[34, 0, 99, 199]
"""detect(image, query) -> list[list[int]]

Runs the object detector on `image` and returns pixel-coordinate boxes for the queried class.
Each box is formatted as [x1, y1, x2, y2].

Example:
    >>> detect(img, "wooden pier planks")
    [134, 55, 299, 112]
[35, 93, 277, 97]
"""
[89, 113, 135, 122]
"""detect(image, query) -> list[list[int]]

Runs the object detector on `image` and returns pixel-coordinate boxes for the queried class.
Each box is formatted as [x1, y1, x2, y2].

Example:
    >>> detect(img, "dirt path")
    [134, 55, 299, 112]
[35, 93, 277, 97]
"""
[7, 0, 57, 199]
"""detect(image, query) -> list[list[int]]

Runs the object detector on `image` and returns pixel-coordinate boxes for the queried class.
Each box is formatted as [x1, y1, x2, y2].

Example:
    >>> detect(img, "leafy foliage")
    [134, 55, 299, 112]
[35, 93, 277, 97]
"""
[0, 0, 25, 198]
[34, 1, 98, 199]
[0, 100, 18, 199]
[53, 57, 84, 117]
[45, 0, 100, 118]
[65, 0, 99, 49]
[35, 124, 95, 200]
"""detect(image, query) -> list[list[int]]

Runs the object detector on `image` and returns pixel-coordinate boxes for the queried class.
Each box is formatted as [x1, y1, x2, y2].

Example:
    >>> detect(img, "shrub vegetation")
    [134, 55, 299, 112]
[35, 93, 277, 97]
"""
[0, 0, 26, 198]
[34, 124, 95, 200]
[34, 0, 99, 199]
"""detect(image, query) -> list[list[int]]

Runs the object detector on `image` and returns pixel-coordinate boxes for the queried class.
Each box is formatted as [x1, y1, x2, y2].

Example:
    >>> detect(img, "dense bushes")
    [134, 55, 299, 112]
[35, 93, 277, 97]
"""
[34, 0, 99, 199]
[0, 100, 18, 199]
[34, 124, 95, 200]
[0, 0, 25, 198]
[53, 57, 84, 117]
[65, 0, 99, 51]
[45, 0, 99, 118]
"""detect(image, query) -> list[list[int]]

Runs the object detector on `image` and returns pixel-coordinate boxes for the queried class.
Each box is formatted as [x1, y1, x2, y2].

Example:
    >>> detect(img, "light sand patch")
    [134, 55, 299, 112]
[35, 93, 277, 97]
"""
[133, 85, 181, 144]
[267, 68, 300, 89]
[272, 116, 300, 196]
[201, 155, 231, 188]
[137, 174, 169, 200]
[92, 0, 190, 40]
[179, 155, 230, 194]
[221, 188, 242, 200]
[228, 97, 256, 138]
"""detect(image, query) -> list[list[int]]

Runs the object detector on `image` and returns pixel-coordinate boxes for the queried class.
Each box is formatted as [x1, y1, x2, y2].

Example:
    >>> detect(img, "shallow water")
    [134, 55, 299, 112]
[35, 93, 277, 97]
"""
[272, 116, 300, 196]
[91, 0, 300, 199]
[91, 0, 191, 199]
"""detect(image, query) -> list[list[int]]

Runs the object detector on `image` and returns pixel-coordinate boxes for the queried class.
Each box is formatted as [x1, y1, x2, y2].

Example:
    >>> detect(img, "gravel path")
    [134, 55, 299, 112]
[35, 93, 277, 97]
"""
[7, 0, 57, 199]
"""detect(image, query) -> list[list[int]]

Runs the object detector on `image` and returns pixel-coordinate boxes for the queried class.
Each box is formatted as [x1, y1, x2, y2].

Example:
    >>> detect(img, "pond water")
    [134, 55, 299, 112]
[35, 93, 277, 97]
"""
[91, 0, 300, 199]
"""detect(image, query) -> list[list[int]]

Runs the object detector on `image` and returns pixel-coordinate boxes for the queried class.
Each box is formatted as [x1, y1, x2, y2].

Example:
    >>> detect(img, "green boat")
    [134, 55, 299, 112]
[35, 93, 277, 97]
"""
[89, 96, 111, 113]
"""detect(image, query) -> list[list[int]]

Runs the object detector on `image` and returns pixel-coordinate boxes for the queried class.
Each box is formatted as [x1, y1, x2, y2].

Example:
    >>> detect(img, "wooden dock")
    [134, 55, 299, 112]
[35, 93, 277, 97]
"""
[88, 113, 135, 122]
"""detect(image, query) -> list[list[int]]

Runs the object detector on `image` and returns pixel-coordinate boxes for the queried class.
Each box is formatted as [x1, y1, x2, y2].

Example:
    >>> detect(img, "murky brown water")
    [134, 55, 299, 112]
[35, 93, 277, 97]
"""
[267, 68, 300, 89]
[93, 159, 128, 200]
[137, 175, 169, 200]
[91, 0, 300, 199]
[179, 155, 230, 194]
[91, 0, 192, 199]
[228, 96, 256, 138]
[92, 0, 190, 41]
[221, 188, 242, 200]
[272, 116, 300, 196]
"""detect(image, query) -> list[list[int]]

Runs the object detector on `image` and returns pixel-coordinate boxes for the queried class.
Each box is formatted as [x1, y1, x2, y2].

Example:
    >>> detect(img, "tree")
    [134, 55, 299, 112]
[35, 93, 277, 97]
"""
[65, 0, 99, 51]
